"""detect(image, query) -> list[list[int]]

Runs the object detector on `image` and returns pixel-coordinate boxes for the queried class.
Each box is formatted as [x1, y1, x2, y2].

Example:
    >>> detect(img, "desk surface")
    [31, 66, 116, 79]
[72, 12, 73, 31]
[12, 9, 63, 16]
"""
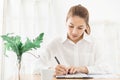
[9, 74, 120, 80]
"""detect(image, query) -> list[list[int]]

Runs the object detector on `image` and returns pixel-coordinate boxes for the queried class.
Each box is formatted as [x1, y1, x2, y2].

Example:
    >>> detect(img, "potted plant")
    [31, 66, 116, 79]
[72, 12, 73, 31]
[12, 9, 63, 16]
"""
[1, 33, 44, 80]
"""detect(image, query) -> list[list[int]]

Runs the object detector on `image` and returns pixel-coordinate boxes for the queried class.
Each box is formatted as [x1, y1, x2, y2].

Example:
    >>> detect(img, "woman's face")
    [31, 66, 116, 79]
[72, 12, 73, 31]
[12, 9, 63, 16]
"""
[66, 16, 87, 43]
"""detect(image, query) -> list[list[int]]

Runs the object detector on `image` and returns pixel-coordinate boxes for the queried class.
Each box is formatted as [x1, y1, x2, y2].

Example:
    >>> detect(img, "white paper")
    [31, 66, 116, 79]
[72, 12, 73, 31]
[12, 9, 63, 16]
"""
[56, 73, 89, 79]
[88, 74, 120, 79]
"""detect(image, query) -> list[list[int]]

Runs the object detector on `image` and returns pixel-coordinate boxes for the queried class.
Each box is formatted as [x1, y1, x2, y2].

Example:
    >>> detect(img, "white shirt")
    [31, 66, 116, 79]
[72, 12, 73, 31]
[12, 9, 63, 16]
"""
[32, 35, 112, 74]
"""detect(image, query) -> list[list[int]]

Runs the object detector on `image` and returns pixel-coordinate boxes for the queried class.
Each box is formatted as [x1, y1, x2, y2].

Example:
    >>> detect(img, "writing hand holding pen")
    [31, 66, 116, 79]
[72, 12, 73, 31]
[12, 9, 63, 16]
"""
[54, 56, 68, 75]
[55, 65, 68, 75]
[54, 56, 88, 75]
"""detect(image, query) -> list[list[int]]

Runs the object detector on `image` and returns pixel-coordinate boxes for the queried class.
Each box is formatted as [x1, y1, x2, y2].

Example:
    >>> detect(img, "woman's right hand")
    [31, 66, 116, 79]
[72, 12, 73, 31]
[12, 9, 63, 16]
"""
[55, 64, 68, 76]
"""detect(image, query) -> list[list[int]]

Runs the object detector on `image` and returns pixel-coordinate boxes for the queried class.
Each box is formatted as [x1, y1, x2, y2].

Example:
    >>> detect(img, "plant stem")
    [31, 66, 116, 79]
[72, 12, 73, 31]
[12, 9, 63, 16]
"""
[17, 56, 21, 80]
[18, 62, 21, 80]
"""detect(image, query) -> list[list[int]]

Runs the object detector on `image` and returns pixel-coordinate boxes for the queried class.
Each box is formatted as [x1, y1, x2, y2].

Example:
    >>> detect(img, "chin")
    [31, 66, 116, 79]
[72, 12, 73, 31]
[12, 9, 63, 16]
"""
[71, 38, 78, 41]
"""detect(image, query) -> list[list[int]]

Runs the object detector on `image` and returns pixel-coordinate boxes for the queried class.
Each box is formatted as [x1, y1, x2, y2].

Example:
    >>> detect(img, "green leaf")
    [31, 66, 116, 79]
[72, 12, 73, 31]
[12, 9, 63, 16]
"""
[21, 33, 44, 53]
[33, 33, 44, 47]
[1, 34, 20, 56]
[1, 33, 44, 62]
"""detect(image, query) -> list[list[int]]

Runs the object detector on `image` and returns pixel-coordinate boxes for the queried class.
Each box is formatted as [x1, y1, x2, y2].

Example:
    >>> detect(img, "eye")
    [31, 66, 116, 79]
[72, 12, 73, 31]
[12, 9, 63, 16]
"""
[78, 25, 84, 30]
[78, 27, 83, 30]
[69, 25, 74, 28]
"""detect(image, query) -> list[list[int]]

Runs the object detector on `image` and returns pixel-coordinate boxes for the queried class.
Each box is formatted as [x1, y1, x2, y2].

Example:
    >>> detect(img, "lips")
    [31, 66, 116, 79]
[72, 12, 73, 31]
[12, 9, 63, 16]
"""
[72, 35, 78, 38]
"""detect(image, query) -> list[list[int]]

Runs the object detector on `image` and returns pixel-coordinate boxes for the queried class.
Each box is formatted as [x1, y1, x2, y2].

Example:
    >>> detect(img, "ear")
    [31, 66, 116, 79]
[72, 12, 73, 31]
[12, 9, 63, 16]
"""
[85, 25, 91, 35]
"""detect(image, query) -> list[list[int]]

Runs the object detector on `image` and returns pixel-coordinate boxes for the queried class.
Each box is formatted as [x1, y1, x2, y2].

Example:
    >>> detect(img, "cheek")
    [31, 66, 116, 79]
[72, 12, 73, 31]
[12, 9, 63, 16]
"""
[67, 28, 72, 33]
[78, 30, 85, 35]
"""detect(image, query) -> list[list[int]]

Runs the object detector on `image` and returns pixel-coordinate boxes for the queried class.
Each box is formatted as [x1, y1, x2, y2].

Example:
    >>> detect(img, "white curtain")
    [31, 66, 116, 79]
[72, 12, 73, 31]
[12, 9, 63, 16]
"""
[0, 0, 120, 79]
[0, 0, 6, 79]
[2, 0, 51, 79]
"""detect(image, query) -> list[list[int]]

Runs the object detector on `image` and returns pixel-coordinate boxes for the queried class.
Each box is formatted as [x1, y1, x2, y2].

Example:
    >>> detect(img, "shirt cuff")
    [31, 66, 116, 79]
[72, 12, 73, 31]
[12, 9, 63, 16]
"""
[86, 65, 113, 74]
[86, 66, 94, 74]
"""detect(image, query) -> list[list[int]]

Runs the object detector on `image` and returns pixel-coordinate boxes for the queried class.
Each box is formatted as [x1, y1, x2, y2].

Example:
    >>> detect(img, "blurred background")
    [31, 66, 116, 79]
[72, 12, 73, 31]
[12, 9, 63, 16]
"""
[0, 0, 120, 79]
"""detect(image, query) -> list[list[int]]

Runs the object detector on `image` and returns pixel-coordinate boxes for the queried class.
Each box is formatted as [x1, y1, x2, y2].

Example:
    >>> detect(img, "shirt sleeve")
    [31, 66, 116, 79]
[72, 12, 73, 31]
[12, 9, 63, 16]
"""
[32, 39, 58, 74]
[86, 41, 113, 74]
[32, 47, 51, 74]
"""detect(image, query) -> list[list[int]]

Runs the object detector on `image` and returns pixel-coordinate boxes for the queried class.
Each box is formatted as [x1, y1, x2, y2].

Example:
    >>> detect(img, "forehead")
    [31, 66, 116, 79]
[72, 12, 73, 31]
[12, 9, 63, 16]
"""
[67, 16, 86, 26]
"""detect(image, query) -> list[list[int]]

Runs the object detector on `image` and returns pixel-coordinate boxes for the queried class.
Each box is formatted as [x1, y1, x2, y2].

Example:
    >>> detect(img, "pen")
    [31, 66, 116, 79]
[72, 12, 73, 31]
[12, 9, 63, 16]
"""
[54, 56, 68, 75]
[55, 56, 60, 64]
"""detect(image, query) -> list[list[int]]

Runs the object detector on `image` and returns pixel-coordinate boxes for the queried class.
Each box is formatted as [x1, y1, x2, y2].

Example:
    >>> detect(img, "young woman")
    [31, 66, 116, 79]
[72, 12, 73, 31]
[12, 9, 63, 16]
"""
[33, 4, 112, 75]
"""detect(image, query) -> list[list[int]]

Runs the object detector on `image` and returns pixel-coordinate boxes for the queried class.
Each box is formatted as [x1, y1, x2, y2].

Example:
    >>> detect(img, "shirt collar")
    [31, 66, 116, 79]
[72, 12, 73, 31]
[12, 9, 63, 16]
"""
[61, 32, 92, 44]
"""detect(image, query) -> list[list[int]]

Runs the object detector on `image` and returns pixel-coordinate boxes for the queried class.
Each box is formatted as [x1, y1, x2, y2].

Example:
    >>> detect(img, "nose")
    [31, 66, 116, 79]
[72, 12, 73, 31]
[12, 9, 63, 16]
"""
[72, 28, 77, 34]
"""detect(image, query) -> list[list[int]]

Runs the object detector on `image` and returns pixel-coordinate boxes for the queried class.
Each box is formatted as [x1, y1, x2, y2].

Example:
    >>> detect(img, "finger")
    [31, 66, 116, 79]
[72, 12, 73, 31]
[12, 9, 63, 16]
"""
[56, 65, 66, 70]
[56, 67, 66, 74]
[55, 68, 67, 76]
[66, 67, 70, 74]
[72, 68, 77, 74]
[56, 66, 66, 73]
[55, 65, 67, 74]
[69, 67, 75, 74]
[59, 65, 67, 71]
[69, 67, 78, 74]
[66, 66, 72, 74]
[56, 70, 66, 75]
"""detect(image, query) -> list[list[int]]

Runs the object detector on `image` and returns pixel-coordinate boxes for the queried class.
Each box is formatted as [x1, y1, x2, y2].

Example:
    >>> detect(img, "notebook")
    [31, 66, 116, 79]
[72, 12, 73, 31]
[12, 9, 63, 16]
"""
[56, 73, 93, 79]
[56, 73, 120, 79]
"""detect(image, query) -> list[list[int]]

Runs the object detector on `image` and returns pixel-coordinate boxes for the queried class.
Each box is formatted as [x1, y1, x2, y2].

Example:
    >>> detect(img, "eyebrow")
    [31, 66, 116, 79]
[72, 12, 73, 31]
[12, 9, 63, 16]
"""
[69, 23, 74, 25]
[69, 23, 84, 28]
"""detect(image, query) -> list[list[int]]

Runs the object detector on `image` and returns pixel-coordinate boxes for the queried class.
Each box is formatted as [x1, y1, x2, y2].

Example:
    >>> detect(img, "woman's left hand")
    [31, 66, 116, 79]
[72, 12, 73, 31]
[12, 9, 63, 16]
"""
[67, 66, 88, 74]
[67, 66, 80, 74]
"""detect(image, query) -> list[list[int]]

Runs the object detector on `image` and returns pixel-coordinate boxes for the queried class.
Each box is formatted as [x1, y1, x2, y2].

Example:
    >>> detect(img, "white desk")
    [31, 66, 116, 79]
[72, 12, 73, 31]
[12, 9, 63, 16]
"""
[9, 74, 120, 80]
